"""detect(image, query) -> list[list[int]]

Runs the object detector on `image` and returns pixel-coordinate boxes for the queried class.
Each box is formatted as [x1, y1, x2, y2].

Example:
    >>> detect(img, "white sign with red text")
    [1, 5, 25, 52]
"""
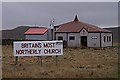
[14, 41, 63, 56]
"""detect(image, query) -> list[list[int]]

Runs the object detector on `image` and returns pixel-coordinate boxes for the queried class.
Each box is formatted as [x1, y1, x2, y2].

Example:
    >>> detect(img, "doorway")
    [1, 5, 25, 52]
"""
[81, 36, 87, 47]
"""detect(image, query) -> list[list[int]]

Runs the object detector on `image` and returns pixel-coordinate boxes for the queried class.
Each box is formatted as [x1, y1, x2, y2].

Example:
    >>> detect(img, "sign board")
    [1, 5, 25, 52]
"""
[92, 36, 97, 39]
[14, 40, 63, 56]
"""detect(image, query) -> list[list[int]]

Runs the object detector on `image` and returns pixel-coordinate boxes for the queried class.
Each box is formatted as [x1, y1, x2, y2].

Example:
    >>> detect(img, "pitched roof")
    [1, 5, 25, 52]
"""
[55, 16, 111, 33]
[24, 27, 48, 35]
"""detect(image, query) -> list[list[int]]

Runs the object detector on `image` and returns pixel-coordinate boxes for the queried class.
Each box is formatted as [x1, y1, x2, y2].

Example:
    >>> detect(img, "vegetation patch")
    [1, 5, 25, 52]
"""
[2, 45, 118, 78]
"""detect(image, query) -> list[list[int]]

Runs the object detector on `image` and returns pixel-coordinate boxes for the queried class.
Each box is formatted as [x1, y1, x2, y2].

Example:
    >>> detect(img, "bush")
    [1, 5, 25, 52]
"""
[2, 39, 24, 45]
[2, 39, 13, 45]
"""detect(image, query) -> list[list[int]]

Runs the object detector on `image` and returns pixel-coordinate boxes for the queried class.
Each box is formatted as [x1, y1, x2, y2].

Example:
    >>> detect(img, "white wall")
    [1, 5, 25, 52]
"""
[80, 28, 88, 36]
[55, 33, 67, 41]
[79, 28, 89, 47]
[101, 33, 112, 47]
[25, 32, 48, 40]
[68, 33, 80, 47]
[55, 31, 112, 48]
[87, 33, 100, 47]
[55, 33, 68, 47]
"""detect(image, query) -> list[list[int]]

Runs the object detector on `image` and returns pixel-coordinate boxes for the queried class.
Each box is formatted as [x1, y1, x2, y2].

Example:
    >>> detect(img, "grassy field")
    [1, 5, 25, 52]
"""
[0, 45, 2, 79]
[113, 43, 120, 47]
[2, 45, 118, 78]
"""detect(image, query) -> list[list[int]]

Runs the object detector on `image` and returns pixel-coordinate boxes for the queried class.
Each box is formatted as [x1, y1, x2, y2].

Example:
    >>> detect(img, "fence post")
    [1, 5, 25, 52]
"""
[15, 56, 18, 65]
[56, 55, 58, 66]
[40, 56, 42, 66]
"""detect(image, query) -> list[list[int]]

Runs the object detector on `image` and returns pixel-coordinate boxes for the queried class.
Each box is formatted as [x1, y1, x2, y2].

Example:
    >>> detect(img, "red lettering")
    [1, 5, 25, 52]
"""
[38, 49, 41, 54]
[16, 50, 24, 54]
[44, 49, 61, 54]
[44, 43, 48, 47]
[21, 43, 28, 48]
[21, 43, 42, 48]
[44, 43, 55, 48]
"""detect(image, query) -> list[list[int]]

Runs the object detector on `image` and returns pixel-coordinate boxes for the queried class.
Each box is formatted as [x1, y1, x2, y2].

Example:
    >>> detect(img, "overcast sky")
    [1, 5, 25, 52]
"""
[2, 2, 118, 30]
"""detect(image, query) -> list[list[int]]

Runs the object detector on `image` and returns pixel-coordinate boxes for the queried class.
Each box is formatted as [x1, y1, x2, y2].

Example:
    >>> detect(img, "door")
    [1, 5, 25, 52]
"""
[81, 36, 87, 47]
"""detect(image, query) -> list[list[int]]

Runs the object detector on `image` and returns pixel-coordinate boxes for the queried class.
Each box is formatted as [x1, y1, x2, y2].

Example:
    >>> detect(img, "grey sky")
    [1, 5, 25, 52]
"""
[2, 0, 120, 2]
[2, 2, 118, 30]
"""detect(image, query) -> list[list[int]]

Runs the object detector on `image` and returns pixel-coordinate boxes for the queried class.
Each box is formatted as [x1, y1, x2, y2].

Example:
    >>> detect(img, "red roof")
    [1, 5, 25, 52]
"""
[24, 27, 48, 35]
[55, 16, 111, 33]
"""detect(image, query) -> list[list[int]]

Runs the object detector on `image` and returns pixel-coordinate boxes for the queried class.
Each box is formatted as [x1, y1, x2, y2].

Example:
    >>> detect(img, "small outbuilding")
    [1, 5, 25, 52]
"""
[54, 16, 113, 48]
[24, 27, 49, 40]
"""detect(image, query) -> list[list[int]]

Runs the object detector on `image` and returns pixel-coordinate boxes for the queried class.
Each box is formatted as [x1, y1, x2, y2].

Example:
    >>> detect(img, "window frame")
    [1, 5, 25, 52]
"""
[107, 36, 109, 42]
[58, 36, 63, 40]
[69, 36, 75, 40]
[109, 36, 111, 42]
[104, 36, 106, 42]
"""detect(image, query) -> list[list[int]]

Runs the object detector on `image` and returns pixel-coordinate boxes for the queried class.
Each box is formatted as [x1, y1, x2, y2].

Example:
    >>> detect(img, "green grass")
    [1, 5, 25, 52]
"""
[113, 43, 120, 47]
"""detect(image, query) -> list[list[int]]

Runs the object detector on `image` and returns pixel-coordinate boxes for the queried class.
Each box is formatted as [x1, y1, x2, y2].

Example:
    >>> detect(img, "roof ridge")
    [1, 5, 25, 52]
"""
[55, 18, 111, 33]
[56, 20, 74, 26]
[80, 21, 111, 32]
[80, 22, 101, 30]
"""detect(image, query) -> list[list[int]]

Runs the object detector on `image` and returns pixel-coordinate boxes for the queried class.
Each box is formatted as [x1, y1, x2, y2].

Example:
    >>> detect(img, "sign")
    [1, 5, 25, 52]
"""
[14, 41, 63, 56]
[92, 36, 97, 39]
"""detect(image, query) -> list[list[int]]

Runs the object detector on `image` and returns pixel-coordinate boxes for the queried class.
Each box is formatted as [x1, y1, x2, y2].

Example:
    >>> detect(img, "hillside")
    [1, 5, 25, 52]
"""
[2, 26, 29, 40]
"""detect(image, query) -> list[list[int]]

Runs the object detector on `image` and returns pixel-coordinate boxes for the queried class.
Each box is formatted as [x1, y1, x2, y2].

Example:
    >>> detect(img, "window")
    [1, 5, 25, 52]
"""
[104, 36, 111, 42]
[103, 36, 105, 42]
[69, 36, 75, 40]
[109, 36, 111, 42]
[107, 36, 109, 42]
[58, 36, 63, 40]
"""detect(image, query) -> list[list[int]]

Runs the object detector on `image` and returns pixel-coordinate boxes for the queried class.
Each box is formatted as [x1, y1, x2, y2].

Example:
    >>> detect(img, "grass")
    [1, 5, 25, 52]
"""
[2, 45, 118, 78]
[113, 43, 120, 47]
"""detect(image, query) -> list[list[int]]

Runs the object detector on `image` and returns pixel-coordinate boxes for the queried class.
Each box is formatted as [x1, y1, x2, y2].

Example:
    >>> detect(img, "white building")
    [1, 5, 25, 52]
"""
[24, 27, 53, 41]
[54, 16, 113, 48]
